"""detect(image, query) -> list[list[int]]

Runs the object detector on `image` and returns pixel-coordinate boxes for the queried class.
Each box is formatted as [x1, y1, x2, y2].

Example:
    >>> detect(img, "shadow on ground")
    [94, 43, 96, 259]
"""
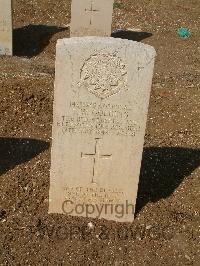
[0, 138, 49, 175]
[136, 147, 200, 214]
[13, 24, 68, 57]
[0, 139, 199, 215]
[111, 30, 153, 41]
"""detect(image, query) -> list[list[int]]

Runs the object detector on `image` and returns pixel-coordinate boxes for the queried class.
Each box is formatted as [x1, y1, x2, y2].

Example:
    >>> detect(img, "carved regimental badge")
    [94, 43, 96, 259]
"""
[80, 53, 128, 99]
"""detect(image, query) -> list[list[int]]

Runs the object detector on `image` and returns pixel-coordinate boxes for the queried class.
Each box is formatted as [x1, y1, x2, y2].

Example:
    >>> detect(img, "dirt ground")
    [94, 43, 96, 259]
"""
[0, 0, 200, 265]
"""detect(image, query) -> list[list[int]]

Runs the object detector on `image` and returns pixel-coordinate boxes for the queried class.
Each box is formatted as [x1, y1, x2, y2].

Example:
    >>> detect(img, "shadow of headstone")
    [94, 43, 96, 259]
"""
[13, 24, 68, 57]
[112, 30, 153, 42]
[136, 147, 200, 214]
[0, 137, 50, 175]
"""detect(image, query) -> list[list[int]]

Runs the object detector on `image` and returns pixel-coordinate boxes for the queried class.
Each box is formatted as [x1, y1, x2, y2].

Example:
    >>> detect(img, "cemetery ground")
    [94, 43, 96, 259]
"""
[0, 0, 199, 265]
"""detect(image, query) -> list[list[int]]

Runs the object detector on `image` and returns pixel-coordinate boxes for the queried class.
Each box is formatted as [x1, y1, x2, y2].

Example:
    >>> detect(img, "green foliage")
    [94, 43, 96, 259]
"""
[113, 1, 124, 9]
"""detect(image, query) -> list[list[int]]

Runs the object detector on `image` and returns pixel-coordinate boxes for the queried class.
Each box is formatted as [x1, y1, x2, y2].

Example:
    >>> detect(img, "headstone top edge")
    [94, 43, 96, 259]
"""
[56, 37, 156, 56]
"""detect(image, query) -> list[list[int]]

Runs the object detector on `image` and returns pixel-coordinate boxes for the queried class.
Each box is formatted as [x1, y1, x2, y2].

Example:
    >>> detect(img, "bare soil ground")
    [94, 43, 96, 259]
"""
[0, 0, 200, 265]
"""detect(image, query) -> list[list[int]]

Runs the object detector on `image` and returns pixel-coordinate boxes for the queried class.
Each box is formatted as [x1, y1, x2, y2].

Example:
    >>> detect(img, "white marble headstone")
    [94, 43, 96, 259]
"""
[49, 37, 156, 222]
[0, 0, 12, 55]
[70, 0, 114, 37]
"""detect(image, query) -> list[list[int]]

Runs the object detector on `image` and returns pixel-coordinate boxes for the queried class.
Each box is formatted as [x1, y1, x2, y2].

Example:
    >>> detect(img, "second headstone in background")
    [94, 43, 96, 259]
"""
[70, 0, 114, 37]
[0, 0, 12, 55]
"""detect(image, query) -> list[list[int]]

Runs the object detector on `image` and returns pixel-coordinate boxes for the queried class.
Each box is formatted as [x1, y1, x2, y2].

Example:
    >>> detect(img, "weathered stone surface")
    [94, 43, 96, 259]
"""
[0, 0, 12, 55]
[49, 37, 156, 222]
[70, 0, 114, 37]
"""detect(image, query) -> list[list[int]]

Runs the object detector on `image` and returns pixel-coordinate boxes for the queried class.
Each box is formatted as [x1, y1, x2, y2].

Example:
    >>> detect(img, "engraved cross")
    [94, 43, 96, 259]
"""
[81, 138, 112, 184]
[85, 0, 100, 25]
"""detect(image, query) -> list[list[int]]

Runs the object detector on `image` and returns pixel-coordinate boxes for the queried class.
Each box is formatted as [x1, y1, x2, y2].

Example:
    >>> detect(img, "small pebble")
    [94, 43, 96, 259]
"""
[88, 222, 94, 229]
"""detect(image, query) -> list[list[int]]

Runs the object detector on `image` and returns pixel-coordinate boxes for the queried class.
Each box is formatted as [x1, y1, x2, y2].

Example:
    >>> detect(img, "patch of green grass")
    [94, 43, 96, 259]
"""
[113, 1, 124, 9]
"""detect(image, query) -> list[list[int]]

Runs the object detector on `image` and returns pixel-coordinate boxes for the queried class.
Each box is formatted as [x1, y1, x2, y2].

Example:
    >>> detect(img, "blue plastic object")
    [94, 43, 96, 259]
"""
[178, 28, 191, 39]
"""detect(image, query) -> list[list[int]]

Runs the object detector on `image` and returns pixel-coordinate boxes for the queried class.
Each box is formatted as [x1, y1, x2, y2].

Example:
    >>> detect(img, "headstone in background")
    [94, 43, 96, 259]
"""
[70, 0, 114, 37]
[0, 0, 12, 55]
[49, 37, 156, 222]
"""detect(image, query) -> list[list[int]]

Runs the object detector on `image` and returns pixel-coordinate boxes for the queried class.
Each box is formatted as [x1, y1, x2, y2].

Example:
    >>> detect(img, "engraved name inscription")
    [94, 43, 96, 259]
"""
[57, 101, 140, 137]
